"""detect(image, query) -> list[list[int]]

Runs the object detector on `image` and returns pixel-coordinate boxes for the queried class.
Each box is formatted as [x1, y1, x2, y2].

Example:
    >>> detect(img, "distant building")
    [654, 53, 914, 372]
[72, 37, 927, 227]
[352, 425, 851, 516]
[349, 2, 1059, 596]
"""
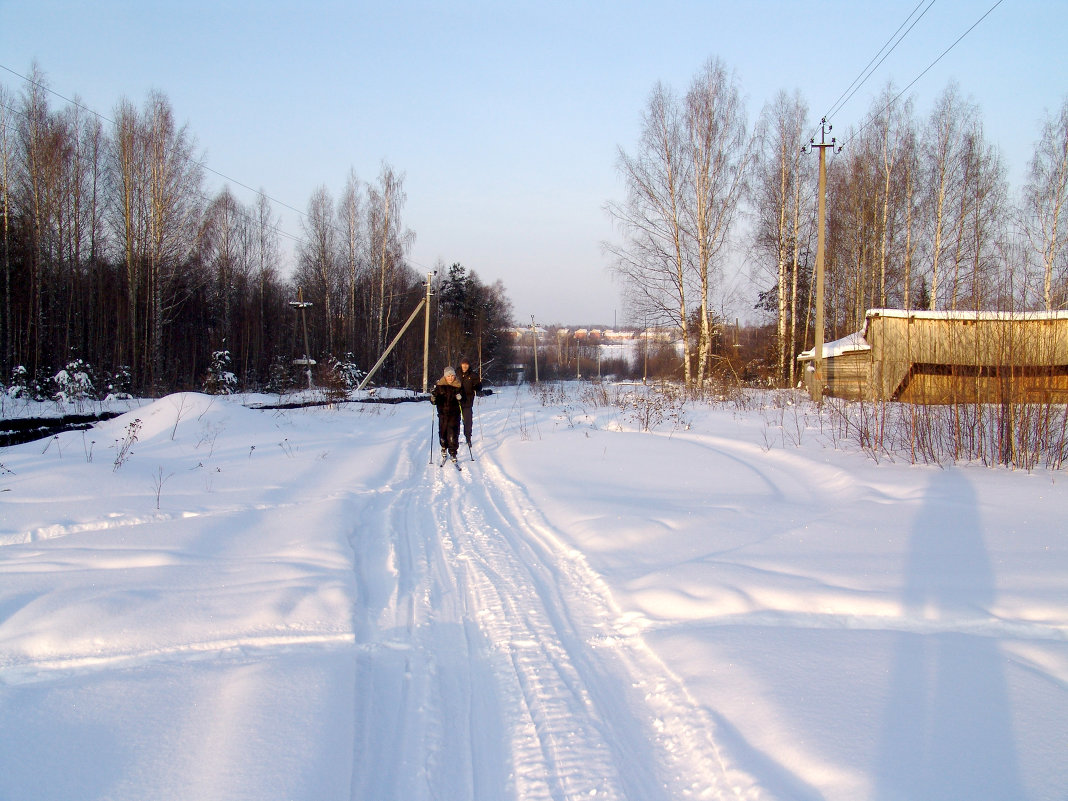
[511, 326, 548, 341]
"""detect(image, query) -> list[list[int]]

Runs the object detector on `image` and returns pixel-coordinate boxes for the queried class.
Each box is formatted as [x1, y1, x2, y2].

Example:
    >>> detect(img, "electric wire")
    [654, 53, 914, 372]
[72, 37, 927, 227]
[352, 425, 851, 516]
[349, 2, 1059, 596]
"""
[820, 0, 938, 126]
[835, 0, 1006, 150]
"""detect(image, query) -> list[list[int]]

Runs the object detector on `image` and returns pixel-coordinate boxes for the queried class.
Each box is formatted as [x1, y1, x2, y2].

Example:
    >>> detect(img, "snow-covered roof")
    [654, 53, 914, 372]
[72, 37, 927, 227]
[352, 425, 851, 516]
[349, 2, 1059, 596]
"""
[866, 308, 1068, 322]
[797, 330, 870, 361]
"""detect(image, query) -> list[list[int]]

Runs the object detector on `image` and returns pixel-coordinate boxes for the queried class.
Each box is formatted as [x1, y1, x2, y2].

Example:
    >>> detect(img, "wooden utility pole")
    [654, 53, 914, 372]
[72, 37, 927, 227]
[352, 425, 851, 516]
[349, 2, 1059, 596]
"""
[289, 287, 314, 390]
[807, 118, 838, 402]
[529, 315, 539, 383]
[421, 271, 434, 393]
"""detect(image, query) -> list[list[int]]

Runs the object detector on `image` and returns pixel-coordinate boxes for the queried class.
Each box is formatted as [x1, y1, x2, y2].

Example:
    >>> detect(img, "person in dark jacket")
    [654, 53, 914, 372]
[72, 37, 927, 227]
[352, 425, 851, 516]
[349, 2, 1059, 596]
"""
[432, 366, 462, 460]
[457, 356, 483, 447]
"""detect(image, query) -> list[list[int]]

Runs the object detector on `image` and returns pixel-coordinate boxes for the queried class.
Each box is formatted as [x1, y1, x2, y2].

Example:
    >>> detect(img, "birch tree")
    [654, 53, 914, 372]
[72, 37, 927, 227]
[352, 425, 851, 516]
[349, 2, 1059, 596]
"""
[1023, 97, 1068, 309]
[754, 89, 810, 384]
[922, 84, 977, 309]
[872, 87, 914, 309]
[15, 65, 60, 373]
[606, 82, 693, 382]
[684, 57, 752, 385]
[338, 169, 364, 354]
[365, 163, 414, 356]
[108, 97, 147, 377]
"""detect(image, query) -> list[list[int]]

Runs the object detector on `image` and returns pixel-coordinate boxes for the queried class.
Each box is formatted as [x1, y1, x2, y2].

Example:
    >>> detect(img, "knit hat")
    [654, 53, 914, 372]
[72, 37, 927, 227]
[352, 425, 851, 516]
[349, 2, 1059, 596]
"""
[443, 366, 456, 378]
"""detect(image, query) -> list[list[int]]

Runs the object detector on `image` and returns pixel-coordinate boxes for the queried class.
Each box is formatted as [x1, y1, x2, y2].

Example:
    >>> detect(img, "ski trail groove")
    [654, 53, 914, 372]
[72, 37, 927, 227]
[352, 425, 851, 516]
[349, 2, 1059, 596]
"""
[463, 443, 761, 801]
[345, 408, 762, 800]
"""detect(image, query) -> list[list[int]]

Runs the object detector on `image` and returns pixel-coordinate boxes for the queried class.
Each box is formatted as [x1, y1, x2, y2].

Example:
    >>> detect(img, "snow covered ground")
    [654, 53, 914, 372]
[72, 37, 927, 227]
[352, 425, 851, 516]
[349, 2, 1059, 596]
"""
[0, 386, 1065, 801]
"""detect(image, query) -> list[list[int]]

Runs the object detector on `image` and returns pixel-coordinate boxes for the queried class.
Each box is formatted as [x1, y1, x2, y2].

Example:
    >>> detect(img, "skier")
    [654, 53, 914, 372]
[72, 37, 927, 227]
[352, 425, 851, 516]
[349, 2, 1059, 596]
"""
[431, 366, 463, 463]
[457, 356, 483, 447]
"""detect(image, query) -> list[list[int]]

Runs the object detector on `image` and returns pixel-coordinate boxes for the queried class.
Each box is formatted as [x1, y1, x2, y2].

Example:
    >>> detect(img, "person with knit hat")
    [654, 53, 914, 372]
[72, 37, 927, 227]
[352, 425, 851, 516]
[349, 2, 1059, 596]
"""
[431, 365, 462, 462]
[456, 356, 483, 447]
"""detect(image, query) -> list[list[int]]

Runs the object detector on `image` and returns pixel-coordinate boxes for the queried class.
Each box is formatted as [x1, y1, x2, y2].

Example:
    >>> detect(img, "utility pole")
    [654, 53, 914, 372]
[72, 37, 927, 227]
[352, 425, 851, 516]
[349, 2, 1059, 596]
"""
[643, 316, 649, 384]
[289, 287, 314, 390]
[806, 118, 838, 403]
[529, 315, 539, 383]
[421, 271, 434, 393]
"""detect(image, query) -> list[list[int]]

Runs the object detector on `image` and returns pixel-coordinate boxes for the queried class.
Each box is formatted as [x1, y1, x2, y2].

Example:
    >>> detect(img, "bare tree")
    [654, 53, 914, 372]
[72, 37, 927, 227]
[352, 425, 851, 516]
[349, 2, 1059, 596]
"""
[684, 57, 752, 385]
[922, 84, 978, 310]
[143, 91, 203, 388]
[251, 191, 281, 380]
[53, 100, 107, 361]
[753, 89, 811, 384]
[606, 82, 694, 381]
[0, 83, 12, 370]
[872, 86, 914, 309]
[108, 96, 148, 378]
[15, 64, 60, 374]
[198, 187, 249, 348]
[296, 185, 341, 357]
[366, 163, 414, 357]
[338, 168, 364, 354]
[106, 91, 203, 390]
[1023, 97, 1068, 309]
[950, 122, 1007, 310]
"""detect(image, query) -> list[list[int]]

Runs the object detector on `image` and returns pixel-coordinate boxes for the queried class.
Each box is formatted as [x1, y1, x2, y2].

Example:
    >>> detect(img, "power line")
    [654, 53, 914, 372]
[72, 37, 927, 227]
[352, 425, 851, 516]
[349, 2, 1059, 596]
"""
[821, 0, 938, 124]
[837, 0, 1006, 149]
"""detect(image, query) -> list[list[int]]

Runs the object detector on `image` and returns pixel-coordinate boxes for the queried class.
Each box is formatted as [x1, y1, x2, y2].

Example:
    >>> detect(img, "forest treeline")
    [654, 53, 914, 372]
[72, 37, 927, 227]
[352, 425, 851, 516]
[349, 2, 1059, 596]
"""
[0, 66, 513, 399]
[5, 59, 1067, 398]
[609, 57, 1068, 387]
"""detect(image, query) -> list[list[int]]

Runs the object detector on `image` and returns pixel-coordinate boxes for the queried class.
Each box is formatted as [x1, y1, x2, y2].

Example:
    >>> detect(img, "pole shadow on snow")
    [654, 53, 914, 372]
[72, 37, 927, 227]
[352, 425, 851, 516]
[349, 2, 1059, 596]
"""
[873, 468, 1024, 801]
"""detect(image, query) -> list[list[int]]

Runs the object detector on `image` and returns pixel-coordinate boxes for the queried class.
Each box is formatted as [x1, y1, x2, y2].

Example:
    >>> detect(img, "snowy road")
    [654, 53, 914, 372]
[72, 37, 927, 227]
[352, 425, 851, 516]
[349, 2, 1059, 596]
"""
[2, 389, 1066, 801]
[345, 407, 756, 800]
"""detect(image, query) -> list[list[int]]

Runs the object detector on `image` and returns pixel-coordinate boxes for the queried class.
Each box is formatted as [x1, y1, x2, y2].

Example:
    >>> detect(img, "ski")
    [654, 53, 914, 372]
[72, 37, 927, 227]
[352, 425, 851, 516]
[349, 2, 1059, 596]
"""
[439, 452, 463, 472]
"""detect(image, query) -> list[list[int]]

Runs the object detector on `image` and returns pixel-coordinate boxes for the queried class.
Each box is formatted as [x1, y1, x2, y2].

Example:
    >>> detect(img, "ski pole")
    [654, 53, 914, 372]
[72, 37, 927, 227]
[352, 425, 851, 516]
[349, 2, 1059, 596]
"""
[459, 399, 475, 461]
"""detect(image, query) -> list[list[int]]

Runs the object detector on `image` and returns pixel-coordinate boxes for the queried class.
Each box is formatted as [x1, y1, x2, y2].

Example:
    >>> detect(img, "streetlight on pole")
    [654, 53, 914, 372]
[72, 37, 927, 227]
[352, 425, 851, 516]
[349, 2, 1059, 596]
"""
[289, 287, 314, 390]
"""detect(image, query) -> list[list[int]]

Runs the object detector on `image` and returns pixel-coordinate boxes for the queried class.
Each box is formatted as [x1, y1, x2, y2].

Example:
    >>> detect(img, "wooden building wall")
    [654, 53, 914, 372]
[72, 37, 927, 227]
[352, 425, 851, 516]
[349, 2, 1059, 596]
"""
[804, 311, 1068, 404]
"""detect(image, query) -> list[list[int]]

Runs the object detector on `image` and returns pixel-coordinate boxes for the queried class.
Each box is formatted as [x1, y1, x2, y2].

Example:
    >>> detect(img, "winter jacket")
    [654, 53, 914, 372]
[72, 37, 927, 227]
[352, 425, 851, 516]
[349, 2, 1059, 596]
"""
[432, 378, 463, 420]
[457, 368, 482, 408]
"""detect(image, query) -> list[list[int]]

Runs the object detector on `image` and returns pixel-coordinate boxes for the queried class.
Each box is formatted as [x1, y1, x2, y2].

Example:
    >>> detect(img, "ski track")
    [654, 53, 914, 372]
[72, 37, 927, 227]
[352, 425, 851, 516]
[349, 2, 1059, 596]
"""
[345, 407, 763, 801]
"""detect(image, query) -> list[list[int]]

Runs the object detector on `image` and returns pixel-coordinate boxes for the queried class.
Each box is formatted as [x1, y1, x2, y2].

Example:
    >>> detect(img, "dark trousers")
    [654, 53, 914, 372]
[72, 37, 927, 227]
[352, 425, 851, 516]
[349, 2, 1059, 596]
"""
[438, 413, 459, 456]
[460, 403, 474, 444]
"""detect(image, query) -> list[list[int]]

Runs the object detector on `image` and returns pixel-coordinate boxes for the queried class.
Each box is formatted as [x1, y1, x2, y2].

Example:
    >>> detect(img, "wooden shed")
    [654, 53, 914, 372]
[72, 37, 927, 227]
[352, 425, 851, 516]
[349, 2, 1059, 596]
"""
[799, 309, 1068, 404]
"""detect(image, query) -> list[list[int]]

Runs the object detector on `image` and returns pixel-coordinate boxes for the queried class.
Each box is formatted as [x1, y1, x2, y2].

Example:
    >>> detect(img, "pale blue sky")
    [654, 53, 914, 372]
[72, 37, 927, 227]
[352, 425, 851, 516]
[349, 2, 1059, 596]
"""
[2, 0, 1066, 324]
